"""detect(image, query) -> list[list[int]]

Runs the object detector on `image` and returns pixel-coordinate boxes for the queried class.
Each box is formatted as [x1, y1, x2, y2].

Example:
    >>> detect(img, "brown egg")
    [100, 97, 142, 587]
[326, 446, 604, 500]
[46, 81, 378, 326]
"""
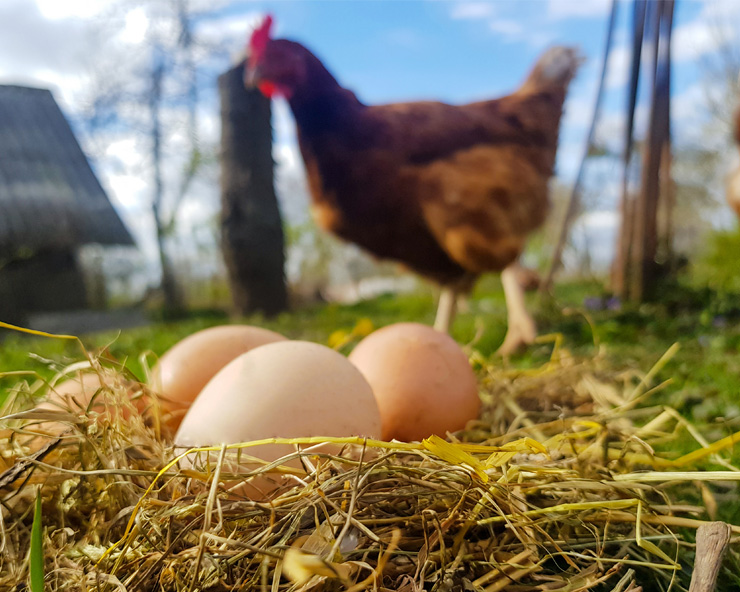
[174, 340, 382, 498]
[150, 325, 288, 429]
[348, 323, 480, 442]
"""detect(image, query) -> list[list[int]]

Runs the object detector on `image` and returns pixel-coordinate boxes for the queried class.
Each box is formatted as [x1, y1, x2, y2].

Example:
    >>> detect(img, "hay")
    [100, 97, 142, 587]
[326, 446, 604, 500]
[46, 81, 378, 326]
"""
[1, 334, 739, 591]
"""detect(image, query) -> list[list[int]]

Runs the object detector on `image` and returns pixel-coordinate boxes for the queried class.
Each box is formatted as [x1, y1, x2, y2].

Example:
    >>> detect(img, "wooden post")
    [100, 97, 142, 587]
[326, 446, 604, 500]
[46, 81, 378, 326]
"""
[611, 0, 647, 298]
[629, 0, 663, 302]
[614, 0, 674, 303]
[657, 1, 675, 268]
[218, 61, 288, 317]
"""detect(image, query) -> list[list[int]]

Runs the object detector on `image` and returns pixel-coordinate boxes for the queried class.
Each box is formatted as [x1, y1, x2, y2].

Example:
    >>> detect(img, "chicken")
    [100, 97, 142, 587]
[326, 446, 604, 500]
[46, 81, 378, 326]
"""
[727, 108, 740, 219]
[245, 16, 580, 354]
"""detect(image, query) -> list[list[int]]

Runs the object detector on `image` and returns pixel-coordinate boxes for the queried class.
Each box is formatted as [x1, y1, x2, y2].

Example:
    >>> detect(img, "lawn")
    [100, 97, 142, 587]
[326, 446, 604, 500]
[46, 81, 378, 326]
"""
[2, 276, 739, 394]
[2, 275, 740, 435]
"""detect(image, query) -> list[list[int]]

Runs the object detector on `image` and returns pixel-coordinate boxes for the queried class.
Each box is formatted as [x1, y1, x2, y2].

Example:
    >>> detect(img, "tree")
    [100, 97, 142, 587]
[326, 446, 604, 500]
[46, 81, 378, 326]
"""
[218, 62, 288, 317]
[699, 14, 740, 139]
[80, 0, 229, 316]
[696, 8, 740, 223]
[149, 45, 186, 316]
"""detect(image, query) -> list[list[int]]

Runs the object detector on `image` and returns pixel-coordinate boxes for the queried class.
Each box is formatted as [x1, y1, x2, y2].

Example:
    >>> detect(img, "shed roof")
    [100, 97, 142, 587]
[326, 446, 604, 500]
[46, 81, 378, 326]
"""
[0, 85, 135, 254]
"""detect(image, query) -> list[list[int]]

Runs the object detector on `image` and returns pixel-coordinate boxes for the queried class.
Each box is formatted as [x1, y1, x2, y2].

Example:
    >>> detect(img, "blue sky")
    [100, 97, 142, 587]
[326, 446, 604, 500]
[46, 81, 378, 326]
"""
[223, 0, 611, 102]
[0, 0, 738, 281]
[234, 1, 611, 96]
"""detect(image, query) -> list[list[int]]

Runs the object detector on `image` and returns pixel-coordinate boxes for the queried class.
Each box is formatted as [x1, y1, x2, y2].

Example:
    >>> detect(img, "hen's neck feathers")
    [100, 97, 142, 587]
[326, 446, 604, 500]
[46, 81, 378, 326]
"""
[286, 45, 365, 138]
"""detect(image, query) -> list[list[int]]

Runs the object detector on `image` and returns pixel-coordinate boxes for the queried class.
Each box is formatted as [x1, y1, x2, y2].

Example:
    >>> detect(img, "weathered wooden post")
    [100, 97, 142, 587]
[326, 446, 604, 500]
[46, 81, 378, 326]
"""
[218, 61, 288, 317]
[613, 0, 674, 302]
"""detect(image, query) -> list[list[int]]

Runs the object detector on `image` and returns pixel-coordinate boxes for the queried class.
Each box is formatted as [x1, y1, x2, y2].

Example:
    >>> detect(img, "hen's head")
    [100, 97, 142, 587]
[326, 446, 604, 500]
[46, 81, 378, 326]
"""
[245, 15, 309, 99]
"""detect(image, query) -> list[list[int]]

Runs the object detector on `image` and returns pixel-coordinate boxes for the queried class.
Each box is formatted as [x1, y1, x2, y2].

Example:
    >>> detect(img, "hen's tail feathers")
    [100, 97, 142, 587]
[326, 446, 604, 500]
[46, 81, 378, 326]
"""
[524, 46, 583, 91]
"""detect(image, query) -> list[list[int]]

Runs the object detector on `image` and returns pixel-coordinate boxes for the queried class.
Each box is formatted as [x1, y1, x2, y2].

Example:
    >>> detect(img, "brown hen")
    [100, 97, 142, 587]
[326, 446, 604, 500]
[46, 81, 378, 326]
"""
[246, 17, 580, 354]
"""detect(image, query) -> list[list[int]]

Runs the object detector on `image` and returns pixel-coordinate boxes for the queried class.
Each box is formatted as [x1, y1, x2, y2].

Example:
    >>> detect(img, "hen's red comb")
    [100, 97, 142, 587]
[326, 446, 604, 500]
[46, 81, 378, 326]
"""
[249, 14, 273, 62]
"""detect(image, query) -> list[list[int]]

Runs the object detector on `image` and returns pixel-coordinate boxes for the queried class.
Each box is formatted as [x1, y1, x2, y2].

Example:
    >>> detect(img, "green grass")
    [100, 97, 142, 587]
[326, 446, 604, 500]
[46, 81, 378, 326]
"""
[29, 489, 44, 592]
[2, 276, 740, 433]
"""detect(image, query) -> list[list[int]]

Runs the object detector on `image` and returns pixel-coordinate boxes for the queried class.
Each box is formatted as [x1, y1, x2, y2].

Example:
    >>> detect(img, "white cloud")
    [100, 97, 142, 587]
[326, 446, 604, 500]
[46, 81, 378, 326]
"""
[105, 137, 143, 170]
[672, 0, 740, 62]
[0, 1, 89, 82]
[450, 2, 496, 20]
[196, 11, 263, 49]
[105, 171, 148, 209]
[673, 20, 718, 62]
[120, 7, 149, 45]
[490, 20, 552, 48]
[604, 45, 630, 89]
[35, 0, 110, 20]
[489, 18, 524, 38]
[548, 0, 611, 20]
[446, 1, 552, 48]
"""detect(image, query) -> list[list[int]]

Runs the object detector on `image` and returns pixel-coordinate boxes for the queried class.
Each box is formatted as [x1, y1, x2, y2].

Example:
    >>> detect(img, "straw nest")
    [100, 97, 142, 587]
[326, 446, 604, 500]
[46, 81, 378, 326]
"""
[1, 336, 739, 592]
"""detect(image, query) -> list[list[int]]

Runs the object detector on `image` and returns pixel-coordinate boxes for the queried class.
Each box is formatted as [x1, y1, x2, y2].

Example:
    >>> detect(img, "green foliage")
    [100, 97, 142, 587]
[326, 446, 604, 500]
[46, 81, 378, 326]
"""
[693, 226, 740, 294]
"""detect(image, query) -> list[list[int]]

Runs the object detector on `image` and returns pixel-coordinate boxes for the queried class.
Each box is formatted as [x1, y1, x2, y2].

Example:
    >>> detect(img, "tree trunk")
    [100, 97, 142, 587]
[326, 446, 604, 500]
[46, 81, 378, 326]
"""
[151, 49, 185, 318]
[218, 62, 288, 317]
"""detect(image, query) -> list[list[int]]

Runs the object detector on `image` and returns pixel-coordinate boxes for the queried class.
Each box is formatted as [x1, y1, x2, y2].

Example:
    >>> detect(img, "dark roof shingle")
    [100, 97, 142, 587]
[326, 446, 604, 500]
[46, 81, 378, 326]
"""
[0, 85, 135, 253]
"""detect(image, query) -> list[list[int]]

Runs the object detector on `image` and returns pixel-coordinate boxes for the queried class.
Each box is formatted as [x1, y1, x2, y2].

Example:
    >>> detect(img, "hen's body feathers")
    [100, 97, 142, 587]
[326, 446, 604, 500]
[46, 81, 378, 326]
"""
[281, 46, 579, 286]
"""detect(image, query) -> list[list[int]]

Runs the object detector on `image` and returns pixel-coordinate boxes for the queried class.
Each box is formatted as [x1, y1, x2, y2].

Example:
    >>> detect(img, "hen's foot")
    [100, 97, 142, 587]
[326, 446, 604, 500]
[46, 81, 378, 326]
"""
[497, 313, 537, 356]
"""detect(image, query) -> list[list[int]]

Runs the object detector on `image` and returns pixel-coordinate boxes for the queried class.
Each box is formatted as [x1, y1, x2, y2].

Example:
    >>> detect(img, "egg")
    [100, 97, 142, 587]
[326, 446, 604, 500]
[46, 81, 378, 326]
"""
[174, 340, 382, 498]
[150, 325, 288, 429]
[348, 322, 480, 442]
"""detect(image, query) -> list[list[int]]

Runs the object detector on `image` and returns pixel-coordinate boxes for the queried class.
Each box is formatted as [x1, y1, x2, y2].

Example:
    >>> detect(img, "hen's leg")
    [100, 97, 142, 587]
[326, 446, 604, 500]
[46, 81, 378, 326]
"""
[498, 262, 537, 355]
[434, 286, 458, 333]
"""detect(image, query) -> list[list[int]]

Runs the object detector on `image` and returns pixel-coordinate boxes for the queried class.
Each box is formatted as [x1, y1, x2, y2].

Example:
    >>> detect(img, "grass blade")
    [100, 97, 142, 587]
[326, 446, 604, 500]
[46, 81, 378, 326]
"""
[30, 489, 44, 592]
